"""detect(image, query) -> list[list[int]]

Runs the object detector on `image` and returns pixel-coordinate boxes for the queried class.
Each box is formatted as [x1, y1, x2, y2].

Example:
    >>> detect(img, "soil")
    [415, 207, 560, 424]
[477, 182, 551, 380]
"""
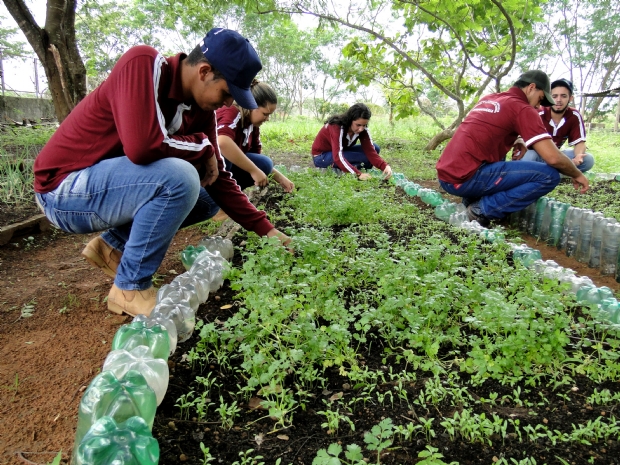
[1, 156, 619, 465]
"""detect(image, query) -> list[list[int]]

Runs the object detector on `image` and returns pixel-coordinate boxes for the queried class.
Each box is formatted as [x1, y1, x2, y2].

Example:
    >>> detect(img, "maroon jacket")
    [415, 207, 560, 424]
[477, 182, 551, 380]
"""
[311, 123, 388, 175]
[437, 87, 552, 184]
[34, 46, 273, 235]
[216, 106, 261, 154]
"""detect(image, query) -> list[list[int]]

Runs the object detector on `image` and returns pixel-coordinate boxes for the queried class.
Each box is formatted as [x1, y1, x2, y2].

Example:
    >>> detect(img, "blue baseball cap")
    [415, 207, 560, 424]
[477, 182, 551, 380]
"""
[200, 28, 262, 109]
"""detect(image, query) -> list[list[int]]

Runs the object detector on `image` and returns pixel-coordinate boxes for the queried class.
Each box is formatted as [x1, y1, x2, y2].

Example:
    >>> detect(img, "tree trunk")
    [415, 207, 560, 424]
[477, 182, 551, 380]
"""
[2, 0, 86, 122]
[424, 127, 457, 152]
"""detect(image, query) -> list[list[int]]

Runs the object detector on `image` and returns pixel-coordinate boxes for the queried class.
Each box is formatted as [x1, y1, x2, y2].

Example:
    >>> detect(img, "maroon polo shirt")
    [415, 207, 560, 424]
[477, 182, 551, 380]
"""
[436, 87, 552, 184]
[536, 106, 586, 149]
[216, 106, 262, 154]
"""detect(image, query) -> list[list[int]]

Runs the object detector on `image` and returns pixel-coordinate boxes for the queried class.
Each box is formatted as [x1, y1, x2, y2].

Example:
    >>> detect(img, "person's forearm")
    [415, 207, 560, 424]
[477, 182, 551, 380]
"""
[548, 153, 583, 177]
[217, 136, 260, 174]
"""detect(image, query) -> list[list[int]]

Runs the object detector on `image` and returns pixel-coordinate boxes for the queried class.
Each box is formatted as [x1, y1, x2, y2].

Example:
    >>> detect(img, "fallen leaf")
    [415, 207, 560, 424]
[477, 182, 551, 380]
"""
[277, 434, 289, 440]
[220, 304, 233, 309]
[24, 341, 33, 344]
[254, 433, 264, 446]
[248, 397, 266, 410]
[329, 392, 344, 402]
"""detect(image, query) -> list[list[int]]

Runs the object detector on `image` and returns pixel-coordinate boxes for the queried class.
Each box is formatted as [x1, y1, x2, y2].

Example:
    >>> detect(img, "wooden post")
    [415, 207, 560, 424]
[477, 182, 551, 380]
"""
[34, 57, 40, 98]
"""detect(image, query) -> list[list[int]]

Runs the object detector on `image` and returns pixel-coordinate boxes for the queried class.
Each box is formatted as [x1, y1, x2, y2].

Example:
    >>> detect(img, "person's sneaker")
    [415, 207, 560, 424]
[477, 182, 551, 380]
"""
[107, 284, 156, 317]
[466, 204, 491, 227]
[82, 236, 121, 278]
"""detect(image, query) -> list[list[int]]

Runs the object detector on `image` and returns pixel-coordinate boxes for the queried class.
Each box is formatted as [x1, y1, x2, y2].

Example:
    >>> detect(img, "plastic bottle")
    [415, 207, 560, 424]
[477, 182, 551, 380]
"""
[479, 229, 505, 243]
[568, 276, 594, 295]
[73, 416, 159, 465]
[197, 236, 234, 261]
[575, 283, 597, 303]
[191, 249, 230, 292]
[448, 211, 469, 227]
[538, 199, 556, 242]
[112, 321, 170, 361]
[532, 197, 549, 237]
[509, 209, 521, 229]
[589, 217, 614, 269]
[102, 346, 169, 406]
[419, 190, 445, 207]
[157, 284, 200, 312]
[547, 202, 570, 247]
[132, 314, 178, 356]
[73, 370, 157, 462]
[565, 208, 584, 257]
[434, 202, 457, 222]
[171, 272, 210, 304]
[511, 245, 542, 269]
[180, 245, 207, 270]
[523, 202, 537, 232]
[391, 173, 406, 186]
[403, 182, 421, 196]
[575, 210, 596, 263]
[558, 206, 576, 251]
[151, 298, 196, 344]
[601, 222, 620, 276]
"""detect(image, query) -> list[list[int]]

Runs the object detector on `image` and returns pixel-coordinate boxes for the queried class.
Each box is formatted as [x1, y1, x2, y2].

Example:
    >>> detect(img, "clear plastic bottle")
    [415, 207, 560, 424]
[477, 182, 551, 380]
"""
[197, 236, 234, 261]
[151, 298, 196, 344]
[568, 275, 594, 295]
[601, 222, 620, 276]
[434, 202, 457, 222]
[171, 272, 210, 304]
[589, 216, 614, 269]
[73, 370, 157, 463]
[132, 314, 178, 356]
[112, 321, 170, 361]
[575, 210, 596, 263]
[565, 208, 584, 257]
[73, 416, 159, 465]
[547, 202, 570, 247]
[419, 190, 445, 207]
[523, 202, 537, 232]
[538, 199, 556, 242]
[512, 245, 542, 269]
[558, 206, 576, 251]
[448, 211, 469, 227]
[532, 197, 549, 237]
[102, 346, 169, 406]
[509, 209, 521, 229]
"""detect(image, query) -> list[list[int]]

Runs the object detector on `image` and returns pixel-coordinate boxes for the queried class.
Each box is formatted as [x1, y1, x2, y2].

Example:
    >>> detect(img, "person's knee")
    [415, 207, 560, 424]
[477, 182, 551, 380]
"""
[257, 156, 274, 175]
[580, 153, 595, 172]
[158, 158, 200, 201]
[520, 150, 541, 163]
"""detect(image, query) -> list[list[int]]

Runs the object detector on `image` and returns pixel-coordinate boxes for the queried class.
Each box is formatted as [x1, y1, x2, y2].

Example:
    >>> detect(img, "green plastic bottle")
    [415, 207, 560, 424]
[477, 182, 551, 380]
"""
[112, 321, 170, 361]
[434, 202, 457, 222]
[74, 416, 159, 465]
[73, 371, 157, 464]
[180, 244, 207, 270]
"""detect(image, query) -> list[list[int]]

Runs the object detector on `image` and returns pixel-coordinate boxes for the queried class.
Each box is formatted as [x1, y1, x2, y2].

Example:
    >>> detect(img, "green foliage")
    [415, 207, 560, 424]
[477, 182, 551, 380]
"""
[0, 15, 28, 58]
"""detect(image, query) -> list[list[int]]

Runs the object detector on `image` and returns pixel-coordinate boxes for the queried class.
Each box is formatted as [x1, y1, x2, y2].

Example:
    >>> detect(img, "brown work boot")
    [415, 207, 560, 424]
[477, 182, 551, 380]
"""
[82, 236, 122, 278]
[107, 284, 157, 317]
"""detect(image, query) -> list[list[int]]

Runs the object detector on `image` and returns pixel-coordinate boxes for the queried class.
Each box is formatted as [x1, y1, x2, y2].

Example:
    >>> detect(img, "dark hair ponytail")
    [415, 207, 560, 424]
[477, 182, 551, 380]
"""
[235, 81, 278, 122]
[326, 103, 372, 128]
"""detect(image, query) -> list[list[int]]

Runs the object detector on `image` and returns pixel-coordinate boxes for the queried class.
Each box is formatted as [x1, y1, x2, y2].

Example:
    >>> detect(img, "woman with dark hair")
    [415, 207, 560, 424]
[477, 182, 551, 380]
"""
[216, 80, 294, 195]
[311, 103, 392, 180]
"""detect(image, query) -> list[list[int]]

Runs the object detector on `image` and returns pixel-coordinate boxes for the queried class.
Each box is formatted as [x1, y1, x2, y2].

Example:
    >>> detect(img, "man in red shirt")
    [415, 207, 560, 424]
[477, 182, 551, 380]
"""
[436, 70, 589, 227]
[516, 78, 594, 172]
[33, 28, 290, 317]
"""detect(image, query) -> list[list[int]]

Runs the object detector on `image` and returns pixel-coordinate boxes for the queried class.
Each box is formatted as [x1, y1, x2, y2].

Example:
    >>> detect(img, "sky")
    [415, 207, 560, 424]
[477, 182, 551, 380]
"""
[1, 0, 47, 95]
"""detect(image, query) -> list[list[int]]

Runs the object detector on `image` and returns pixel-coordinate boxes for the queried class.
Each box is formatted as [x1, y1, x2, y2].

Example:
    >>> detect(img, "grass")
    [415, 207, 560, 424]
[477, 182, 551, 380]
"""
[1, 114, 620, 207]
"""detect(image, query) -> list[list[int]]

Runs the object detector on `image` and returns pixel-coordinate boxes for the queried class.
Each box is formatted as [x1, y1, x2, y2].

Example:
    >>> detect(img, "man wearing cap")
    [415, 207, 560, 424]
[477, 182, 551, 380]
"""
[514, 78, 594, 173]
[436, 70, 589, 227]
[33, 28, 290, 317]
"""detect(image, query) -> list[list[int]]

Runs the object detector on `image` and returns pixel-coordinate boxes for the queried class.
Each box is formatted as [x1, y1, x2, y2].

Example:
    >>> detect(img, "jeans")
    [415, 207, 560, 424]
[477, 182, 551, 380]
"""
[439, 161, 560, 219]
[520, 148, 594, 173]
[35, 156, 219, 290]
[312, 144, 381, 170]
[225, 152, 273, 190]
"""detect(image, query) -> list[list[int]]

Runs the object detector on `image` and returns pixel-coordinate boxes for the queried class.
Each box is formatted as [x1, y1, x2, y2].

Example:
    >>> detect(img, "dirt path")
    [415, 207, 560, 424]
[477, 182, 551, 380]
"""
[0, 226, 205, 465]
